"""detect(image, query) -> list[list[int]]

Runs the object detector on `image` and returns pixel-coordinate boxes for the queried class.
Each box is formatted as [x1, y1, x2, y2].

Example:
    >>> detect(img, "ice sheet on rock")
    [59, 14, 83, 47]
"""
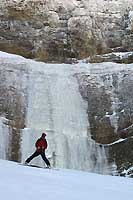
[0, 117, 10, 159]
[1, 51, 133, 174]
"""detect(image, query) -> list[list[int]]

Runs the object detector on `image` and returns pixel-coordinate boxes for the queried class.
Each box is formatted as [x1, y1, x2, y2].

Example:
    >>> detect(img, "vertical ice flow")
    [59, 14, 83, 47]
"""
[21, 63, 111, 174]
[0, 118, 9, 159]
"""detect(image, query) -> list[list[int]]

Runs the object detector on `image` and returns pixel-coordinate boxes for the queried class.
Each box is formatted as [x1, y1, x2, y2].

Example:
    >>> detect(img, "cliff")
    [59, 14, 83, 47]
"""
[0, 0, 133, 62]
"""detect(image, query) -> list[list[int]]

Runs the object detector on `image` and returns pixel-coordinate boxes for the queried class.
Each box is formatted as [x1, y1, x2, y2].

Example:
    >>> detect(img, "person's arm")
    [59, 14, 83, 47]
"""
[35, 139, 41, 150]
[42, 139, 47, 150]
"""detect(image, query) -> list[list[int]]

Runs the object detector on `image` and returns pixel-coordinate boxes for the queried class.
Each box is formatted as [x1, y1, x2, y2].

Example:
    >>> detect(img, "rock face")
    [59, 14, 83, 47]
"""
[0, 0, 133, 62]
[89, 52, 133, 64]
[0, 53, 28, 161]
[77, 64, 133, 143]
[76, 63, 133, 173]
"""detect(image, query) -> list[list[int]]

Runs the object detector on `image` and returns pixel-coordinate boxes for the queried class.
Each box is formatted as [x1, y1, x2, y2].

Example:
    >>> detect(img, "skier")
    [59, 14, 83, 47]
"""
[25, 133, 51, 168]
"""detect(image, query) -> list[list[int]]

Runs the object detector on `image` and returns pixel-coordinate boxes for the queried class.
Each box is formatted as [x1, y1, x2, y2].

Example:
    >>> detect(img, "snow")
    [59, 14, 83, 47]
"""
[0, 159, 133, 200]
[112, 52, 133, 59]
[129, 11, 133, 18]
[121, 166, 133, 177]
[107, 138, 126, 146]
[0, 51, 25, 59]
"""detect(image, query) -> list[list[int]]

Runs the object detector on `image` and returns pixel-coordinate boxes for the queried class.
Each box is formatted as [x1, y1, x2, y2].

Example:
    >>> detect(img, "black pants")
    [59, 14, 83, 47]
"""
[25, 150, 50, 166]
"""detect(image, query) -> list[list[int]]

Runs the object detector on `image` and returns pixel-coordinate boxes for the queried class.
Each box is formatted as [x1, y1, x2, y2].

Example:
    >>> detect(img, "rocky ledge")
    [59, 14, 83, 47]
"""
[0, 0, 133, 62]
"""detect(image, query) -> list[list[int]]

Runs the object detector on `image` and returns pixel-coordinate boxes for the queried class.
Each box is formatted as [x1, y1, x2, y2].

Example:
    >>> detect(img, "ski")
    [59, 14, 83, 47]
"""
[19, 163, 59, 170]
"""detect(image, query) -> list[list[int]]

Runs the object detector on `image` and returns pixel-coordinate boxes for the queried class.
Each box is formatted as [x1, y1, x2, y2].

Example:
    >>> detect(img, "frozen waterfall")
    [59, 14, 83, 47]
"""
[21, 61, 111, 174]
[0, 117, 10, 159]
[0, 52, 123, 174]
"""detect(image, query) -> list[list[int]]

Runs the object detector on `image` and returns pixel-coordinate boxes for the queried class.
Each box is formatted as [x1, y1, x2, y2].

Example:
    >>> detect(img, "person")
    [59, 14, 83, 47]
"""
[25, 133, 51, 168]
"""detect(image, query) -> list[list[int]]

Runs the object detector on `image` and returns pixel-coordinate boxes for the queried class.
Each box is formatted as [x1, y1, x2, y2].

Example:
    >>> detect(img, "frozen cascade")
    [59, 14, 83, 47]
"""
[0, 117, 10, 159]
[1, 51, 127, 174]
[21, 62, 112, 174]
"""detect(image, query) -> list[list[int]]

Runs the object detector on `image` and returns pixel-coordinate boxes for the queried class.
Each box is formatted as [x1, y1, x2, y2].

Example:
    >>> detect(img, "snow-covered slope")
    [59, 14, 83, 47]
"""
[0, 159, 133, 200]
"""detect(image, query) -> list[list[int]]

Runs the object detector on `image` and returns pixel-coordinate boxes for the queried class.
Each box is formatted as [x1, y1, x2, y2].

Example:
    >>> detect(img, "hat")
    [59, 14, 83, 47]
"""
[42, 133, 46, 137]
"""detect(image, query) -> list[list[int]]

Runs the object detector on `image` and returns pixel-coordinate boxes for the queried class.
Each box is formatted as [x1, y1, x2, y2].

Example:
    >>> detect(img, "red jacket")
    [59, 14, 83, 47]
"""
[35, 138, 47, 151]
